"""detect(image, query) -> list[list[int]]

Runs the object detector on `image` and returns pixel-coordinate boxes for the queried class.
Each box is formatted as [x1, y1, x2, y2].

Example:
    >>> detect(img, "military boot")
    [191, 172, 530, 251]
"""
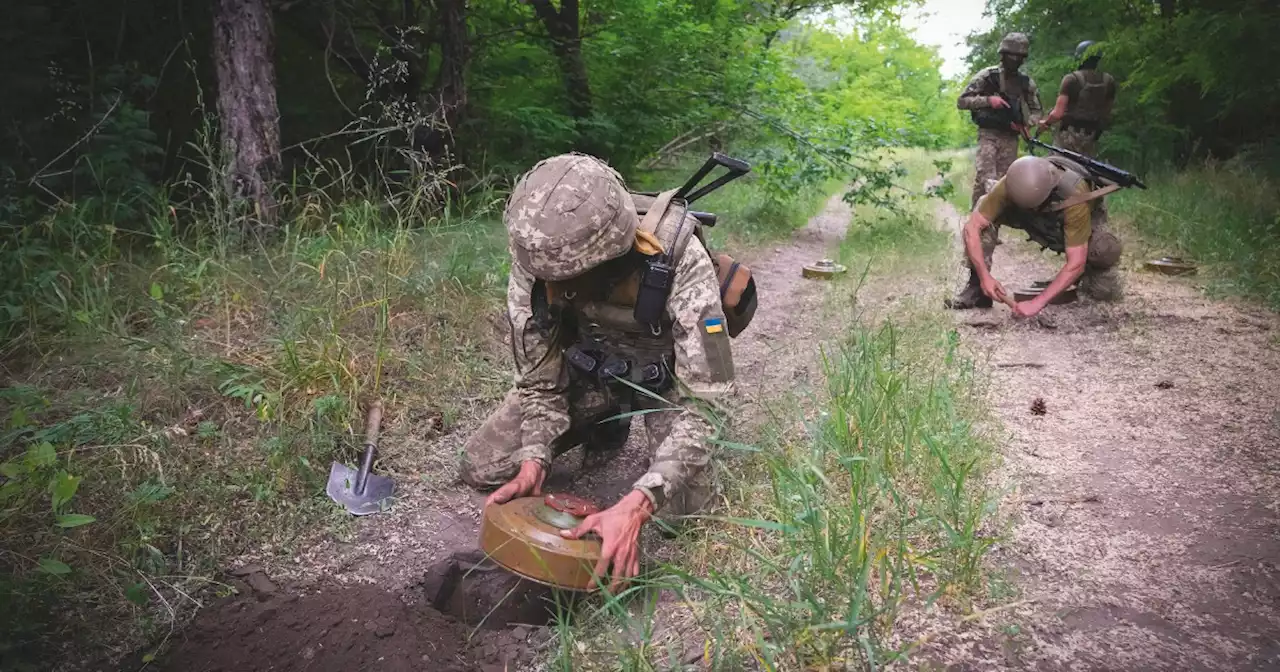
[944, 269, 993, 310]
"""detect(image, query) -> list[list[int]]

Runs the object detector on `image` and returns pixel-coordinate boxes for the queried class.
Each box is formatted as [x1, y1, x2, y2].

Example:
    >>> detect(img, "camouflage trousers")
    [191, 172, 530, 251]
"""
[971, 128, 1021, 210]
[459, 384, 714, 518]
[1054, 126, 1099, 157]
[968, 129, 1021, 270]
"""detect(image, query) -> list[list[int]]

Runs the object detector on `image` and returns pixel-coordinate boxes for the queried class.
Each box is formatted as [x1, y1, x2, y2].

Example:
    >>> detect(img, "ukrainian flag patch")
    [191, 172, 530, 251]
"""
[703, 317, 725, 334]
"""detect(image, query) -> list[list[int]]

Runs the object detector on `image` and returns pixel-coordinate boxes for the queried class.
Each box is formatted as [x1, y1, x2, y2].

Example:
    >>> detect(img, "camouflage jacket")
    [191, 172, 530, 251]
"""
[957, 65, 1042, 125]
[505, 235, 733, 509]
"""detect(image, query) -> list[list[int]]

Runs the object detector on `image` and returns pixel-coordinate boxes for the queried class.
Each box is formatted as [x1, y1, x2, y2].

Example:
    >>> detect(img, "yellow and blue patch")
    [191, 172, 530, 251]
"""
[702, 317, 725, 334]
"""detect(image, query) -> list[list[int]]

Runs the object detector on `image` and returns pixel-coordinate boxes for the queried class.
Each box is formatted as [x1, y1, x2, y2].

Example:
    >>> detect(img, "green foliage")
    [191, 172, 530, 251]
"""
[968, 0, 1280, 168]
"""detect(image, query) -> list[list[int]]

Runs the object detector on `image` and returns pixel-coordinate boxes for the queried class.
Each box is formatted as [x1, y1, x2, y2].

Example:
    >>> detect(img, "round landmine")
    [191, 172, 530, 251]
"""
[1144, 256, 1197, 276]
[801, 259, 847, 280]
[1014, 284, 1078, 305]
[479, 494, 603, 591]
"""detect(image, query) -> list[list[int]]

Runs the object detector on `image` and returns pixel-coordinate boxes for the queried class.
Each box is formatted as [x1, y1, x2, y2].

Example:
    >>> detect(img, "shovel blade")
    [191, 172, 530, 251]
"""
[326, 462, 396, 516]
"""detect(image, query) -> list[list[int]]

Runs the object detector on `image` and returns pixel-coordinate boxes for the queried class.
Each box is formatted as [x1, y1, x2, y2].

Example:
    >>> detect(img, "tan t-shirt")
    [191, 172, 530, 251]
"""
[978, 177, 1092, 248]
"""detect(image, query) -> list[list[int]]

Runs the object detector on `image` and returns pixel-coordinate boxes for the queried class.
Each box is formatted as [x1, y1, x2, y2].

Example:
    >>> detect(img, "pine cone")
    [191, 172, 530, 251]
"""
[1030, 397, 1047, 416]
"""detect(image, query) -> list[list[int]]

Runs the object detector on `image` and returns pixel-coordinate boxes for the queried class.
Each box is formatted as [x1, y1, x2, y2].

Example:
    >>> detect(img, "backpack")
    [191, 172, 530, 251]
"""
[1064, 70, 1114, 127]
[630, 188, 757, 338]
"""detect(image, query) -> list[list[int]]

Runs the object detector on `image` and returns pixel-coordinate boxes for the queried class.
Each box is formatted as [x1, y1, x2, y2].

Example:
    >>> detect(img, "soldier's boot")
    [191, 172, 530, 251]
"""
[945, 269, 993, 310]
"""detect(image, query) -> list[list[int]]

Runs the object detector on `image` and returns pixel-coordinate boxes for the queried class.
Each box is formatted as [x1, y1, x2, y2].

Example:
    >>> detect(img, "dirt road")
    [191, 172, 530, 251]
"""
[936, 203, 1280, 670]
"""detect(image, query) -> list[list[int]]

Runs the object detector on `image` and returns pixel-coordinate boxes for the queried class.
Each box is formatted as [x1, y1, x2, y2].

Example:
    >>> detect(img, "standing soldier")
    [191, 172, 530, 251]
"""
[1038, 41, 1117, 157]
[459, 153, 736, 592]
[949, 32, 1042, 310]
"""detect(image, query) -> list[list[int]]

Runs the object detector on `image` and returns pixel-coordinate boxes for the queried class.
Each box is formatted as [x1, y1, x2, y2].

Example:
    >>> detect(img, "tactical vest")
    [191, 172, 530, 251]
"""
[1063, 70, 1114, 131]
[971, 67, 1033, 131]
[1004, 156, 1098, 253]
[532, 190, 756, 396]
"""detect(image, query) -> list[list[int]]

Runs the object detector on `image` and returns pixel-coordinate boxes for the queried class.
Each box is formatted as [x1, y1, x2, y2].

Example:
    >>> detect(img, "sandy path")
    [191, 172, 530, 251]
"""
[939, 202, 1280, 670]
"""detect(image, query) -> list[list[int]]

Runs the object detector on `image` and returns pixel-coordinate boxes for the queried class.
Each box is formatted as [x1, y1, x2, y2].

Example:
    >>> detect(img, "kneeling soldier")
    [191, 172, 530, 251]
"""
[460, 153, 734, 592]
[962, 155, 1124, 317]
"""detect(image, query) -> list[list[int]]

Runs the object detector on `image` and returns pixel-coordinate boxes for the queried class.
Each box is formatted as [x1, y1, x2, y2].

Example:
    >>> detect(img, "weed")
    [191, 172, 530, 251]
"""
[1109, 160, 1280, 309]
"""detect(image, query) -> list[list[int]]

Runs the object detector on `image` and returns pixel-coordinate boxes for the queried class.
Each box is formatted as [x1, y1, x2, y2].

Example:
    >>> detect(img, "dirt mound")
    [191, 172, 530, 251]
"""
[156, 582, 545, 672]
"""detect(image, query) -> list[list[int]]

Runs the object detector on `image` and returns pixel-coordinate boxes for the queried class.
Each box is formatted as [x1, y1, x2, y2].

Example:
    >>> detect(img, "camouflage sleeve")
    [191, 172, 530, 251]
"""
[506, 263, 570, 467]
[631, 235, 728, 510]
[956, 69, 995, 110]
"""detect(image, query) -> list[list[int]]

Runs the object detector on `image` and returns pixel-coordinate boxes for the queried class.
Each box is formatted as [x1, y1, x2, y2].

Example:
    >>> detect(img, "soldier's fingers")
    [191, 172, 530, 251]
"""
[593, 543, 616, 589]
[486, 483, 516, 506]
[560, 513, 599, 540]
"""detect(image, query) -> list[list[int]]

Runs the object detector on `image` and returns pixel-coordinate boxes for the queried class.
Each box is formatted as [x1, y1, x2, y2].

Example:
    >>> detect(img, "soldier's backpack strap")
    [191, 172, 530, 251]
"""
[1044, 155, 1117, 212]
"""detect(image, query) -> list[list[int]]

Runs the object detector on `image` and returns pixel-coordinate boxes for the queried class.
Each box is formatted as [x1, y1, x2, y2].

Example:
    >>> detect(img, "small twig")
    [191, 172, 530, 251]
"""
[996, 362, 1045, 369]
[28, 92, 123, 186]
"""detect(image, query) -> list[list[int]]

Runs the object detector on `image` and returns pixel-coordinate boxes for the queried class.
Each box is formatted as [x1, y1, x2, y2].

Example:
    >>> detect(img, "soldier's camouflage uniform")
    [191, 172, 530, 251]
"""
[460, 154, 731, 518]
[957, 65, 1042, 267]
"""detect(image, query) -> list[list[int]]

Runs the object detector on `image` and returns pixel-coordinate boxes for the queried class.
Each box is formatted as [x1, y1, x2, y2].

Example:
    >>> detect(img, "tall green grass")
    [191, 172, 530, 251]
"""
[0, 166, 514, 666]
[1109, 161, 1280, 309]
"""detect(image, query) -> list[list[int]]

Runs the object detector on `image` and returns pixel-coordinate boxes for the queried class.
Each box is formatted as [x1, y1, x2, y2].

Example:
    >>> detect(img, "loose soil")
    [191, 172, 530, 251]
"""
[146, 195, 854, 671]
[925, 201, 1280, 670]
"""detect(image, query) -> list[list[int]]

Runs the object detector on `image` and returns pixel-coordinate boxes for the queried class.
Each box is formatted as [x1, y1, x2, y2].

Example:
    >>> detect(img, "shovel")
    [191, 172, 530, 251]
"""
[326, 400, 396, 516]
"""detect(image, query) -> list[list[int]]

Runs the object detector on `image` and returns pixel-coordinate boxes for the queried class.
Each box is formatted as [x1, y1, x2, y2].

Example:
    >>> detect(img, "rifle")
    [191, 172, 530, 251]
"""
[635, 152, 751, 227]
[1026, 136, 1148, 190]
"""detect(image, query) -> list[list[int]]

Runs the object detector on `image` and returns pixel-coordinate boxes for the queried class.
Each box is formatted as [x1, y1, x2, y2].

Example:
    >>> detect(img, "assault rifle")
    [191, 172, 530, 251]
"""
[1026, 136, 1148, 190]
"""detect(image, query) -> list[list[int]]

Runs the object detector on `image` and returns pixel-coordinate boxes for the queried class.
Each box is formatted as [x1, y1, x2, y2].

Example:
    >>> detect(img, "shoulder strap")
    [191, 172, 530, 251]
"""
[1048, 184, 1121, 212]
[637, 188, 696, 265]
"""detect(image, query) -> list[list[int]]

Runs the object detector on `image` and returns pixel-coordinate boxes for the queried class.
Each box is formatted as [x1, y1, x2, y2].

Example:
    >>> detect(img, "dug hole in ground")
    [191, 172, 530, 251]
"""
[151, 181, 1280, 671]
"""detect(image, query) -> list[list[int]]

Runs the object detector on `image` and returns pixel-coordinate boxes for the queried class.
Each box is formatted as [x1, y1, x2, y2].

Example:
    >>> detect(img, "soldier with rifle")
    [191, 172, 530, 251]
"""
[1038, 41, 1117, 157]
[459, 152, 756, 592]
[949, 32, 1043, 310]
[960, 141, 1146, 317]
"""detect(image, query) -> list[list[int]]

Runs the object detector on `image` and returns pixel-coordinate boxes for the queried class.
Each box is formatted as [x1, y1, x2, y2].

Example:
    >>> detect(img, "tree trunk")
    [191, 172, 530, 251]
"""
[528, 0, 593, 120]
[213, 0, 281, 231]
[414, 0, 469, 158]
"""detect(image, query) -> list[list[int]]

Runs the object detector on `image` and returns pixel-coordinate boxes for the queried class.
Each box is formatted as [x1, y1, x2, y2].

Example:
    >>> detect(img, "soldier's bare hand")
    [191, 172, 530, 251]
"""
[980, 276, 1009, 304]
[988, 96, 1010, 109]
[1013, 300, 1043, 318]
[486, 460, 546, 507]
[561, 490, 653, 594]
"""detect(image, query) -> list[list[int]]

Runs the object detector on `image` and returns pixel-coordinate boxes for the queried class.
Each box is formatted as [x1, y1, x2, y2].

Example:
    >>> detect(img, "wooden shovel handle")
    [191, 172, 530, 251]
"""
[364, 400, 384, 448]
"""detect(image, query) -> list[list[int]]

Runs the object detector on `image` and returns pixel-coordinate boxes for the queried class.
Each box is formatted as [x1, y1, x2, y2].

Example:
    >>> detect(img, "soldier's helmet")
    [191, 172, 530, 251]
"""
[1005, 156, 1059, 209]
[1075, 40, 1100, 61]
[505, 153, 639, 281]
[998, 32, 1030, 56]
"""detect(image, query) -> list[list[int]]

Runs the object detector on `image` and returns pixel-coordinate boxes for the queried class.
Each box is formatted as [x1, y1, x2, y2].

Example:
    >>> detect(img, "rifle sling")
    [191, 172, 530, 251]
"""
[1048, 184, 1121, 212]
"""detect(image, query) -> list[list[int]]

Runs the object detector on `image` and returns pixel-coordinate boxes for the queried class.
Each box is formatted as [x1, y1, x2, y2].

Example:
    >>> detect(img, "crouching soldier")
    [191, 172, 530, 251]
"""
[961, 155, 1124, 317]
[460, 153, 737, 591]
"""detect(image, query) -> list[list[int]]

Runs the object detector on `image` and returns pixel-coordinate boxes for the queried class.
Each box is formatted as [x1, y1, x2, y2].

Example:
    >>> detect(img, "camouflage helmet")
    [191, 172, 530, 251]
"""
[505, 153, 639, 281]
[1005, 156, 1058, 209]
[1087, 229, 1123, 269]
[998, 32, 1030, 56]
[1075, 40, 1099, 61]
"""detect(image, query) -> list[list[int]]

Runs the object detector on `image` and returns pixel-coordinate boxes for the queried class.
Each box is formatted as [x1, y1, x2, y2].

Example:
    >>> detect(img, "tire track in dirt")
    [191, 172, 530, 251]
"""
[942, 201, 1280, 670]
